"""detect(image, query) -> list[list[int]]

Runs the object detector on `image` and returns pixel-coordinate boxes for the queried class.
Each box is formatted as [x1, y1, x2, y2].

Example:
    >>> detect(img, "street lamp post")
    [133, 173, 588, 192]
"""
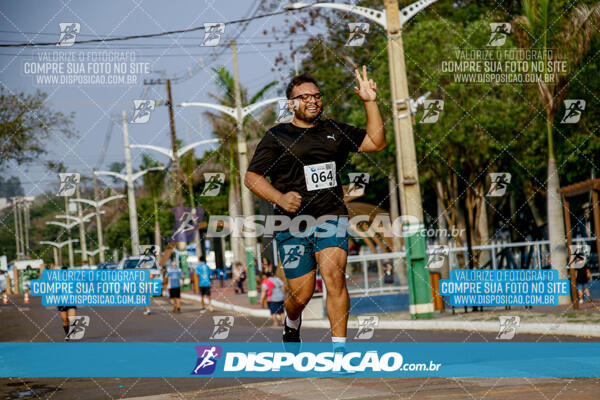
[179, 88, 286, 305]
[75, 246, 109, 265]
[130, 139, 218, 260]
[285, 0, 437, 318]
[94, 167, 166, 257]
[70, 194, 125, 263]
[45, 220, 79, 267]
[40, 239, 80, 266]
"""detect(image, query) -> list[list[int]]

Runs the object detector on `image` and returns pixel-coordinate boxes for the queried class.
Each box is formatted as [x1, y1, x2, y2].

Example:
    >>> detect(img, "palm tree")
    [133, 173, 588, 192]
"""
[515, 0, 600, 303]
[140, 154, 167, 251]
[203, 66, 277, 263]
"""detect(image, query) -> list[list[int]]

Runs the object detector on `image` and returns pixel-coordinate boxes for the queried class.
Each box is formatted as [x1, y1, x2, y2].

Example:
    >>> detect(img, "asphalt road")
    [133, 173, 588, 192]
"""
[1, 295, 599, 399]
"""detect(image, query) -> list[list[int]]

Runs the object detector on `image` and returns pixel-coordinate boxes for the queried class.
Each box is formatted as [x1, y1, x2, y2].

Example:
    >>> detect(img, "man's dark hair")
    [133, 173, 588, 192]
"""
[286, 73, 320, 99]
[200, 255, 206, 262]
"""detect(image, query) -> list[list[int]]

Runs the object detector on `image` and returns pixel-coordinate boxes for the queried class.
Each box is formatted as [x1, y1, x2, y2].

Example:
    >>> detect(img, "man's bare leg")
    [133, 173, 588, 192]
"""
[316, 247, 349, 338]
[284, 270, 316, 321]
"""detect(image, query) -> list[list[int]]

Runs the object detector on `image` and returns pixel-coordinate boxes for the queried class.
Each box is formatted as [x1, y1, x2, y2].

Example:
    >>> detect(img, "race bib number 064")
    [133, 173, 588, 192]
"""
[304, 161, 336, 191]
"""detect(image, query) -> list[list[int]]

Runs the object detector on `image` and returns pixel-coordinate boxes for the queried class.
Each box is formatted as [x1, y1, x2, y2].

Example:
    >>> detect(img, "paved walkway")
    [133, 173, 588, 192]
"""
[123, 377, 600, 400]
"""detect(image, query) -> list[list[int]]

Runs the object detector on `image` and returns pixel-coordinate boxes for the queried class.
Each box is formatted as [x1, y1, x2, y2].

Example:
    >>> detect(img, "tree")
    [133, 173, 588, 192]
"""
[0, 176, 24, 197]
[140, 154, 167, 250]
[0, 87, 76, 169]
[514, 0, 600, 301]
[203, 66, 277, 262]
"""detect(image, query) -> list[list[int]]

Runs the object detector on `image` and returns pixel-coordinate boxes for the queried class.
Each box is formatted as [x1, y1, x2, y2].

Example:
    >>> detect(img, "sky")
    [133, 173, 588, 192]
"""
[1, 0, 323, 197]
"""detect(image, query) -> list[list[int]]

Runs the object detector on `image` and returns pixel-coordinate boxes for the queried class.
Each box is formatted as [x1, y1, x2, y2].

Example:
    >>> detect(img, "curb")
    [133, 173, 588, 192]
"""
[181, 293, 270, 318]
[300, 319, 600, 337]
[182, 293, 600, 337]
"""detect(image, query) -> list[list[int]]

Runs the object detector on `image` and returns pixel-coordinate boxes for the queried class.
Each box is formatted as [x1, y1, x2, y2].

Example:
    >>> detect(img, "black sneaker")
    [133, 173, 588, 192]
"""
[282, 317, 302, 342]
[282, 317, 302, 354]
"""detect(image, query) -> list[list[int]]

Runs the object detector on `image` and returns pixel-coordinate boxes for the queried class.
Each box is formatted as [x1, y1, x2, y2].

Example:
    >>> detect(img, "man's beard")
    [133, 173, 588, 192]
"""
[295, 107, 322, 123]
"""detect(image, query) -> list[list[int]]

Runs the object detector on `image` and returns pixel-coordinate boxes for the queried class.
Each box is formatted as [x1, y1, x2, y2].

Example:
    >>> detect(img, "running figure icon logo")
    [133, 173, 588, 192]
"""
[169, 207, 204, 242]
[345, 23, 370, 47]
[568, 244, 591, 269]
[202, 23, 225, 46]
[486, 173, 511, 197]
[346, 173, 370, 197]
[487, 22, 511, 47]
[66, 316, 89, 340]
[138, 245, 160, 262]
[276, 99, 294, 124]
[354, 315, 379, 339]
[200, 173, 225, 197]
[282, 245, 305, 270]
[497, 316, 520, 339]
[57, 23, 80, 46]
[191, 345, 222, 375]
[419, 100, 444, 124]
[57, 173, 80, 197]
[210, 316, 234, 340]
[561, 99, 586, 124]
[426, 245, 449, 270]
[131, 100, 156, 124]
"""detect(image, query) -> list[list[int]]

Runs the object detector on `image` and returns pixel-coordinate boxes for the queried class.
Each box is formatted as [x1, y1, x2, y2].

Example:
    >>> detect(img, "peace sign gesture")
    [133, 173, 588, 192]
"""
[353, 65, 377, 102]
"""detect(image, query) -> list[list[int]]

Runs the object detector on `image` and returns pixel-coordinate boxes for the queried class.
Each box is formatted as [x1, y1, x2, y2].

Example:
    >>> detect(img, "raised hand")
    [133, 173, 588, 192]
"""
[353, 65, 377, 102]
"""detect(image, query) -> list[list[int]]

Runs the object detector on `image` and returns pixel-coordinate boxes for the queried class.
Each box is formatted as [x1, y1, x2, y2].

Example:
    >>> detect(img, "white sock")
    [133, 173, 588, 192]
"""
[285, 315, 300, 329]
[331, 337, 346, 343]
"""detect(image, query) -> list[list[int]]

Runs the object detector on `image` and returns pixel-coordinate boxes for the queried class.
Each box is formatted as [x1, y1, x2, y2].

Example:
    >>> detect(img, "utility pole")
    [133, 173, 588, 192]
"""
[23, 200, 30, 256]
[166, 78, 191, 285]
[122, 110, 140, 256]
[65, 197, 74, 267]
[92, 170, 105, 263]
[13, 198, 21, 259]
[17, 199, 25, 258]
[232, 41, 258, 304]
[75, 184, 88, 265]
[384, 0, 433, 318]
[166, 79, 184, 208]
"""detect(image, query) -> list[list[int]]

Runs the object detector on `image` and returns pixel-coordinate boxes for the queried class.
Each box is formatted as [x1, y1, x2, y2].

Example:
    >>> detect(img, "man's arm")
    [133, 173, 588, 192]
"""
[244, 171, 302, 213]
[359, 100, 385, 152]
[353, 66, 386, 153]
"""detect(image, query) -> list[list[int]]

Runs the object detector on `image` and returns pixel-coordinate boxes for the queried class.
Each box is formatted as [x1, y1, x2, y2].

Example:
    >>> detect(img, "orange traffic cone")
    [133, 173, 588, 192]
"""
[24, 292, 30, 304]
[2, 293, 7, 305]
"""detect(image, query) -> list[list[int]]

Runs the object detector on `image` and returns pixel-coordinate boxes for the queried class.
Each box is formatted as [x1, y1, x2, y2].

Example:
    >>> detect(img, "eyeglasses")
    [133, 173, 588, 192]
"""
[291, 93, 323, 102]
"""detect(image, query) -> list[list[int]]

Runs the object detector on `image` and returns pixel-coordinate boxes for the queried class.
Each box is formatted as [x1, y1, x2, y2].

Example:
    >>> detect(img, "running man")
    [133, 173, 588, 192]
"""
[164, 261, 184, 313]
[245, 67, 385, 348]
[195, 255, 214, 312]
[57, 266, 77, 341]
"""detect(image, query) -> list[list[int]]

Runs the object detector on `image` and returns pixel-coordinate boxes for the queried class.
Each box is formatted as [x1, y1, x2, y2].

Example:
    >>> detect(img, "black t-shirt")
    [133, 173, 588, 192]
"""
[247, 119, 367, 218]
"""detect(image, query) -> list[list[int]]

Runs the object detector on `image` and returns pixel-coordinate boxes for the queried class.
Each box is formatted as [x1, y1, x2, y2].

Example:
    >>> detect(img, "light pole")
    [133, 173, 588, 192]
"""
[75, 247, 109, 265]
[45, 220, 79, 267]
[130, 139, 219, 268]
[40, 239, 79, 267]
[70, 194, 125, 263]
[285, 0, 438, 318]
[95, 167, 166, 256]
[180, 77, 286, 305]
[55, 211, 104, 265]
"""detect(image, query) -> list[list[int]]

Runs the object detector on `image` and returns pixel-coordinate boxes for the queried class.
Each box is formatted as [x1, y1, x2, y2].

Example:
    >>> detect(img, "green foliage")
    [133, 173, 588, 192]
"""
[0, 87, 76, 169]
[104, 196, 175, 254]
[0, 176, 24, 197]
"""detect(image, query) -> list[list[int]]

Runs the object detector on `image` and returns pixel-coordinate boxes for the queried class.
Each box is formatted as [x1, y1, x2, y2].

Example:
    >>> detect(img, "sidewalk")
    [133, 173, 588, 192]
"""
[182, 282, 270, 318]
[182, 281, 600, 337]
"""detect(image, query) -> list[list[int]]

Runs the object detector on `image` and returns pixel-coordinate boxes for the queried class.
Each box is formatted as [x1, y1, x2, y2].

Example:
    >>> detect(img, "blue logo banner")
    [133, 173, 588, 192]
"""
[1, 342, 598, 378]
[439, 269, 570, 306]
[29, 269, 162, 306]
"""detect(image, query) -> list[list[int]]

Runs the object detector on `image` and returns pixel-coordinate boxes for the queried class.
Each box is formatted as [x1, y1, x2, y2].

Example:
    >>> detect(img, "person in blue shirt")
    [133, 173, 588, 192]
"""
[195, 256, 213, 312]
[164, 261, 184, 313]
